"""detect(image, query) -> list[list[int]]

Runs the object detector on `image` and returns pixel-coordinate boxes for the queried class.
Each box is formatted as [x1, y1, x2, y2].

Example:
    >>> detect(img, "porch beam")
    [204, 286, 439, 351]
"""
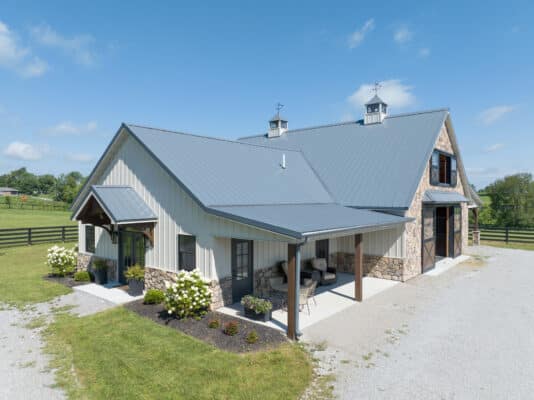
[354, 233, 363, 302]
[287, 244, 296, 340]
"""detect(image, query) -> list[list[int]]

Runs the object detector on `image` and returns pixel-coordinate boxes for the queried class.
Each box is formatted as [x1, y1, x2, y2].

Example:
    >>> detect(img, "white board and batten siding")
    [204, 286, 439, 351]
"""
[80, 132, 288, 281]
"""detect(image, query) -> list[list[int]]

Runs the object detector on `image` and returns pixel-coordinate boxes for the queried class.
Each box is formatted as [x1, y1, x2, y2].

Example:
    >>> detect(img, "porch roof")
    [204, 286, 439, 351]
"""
[73, 185, 157, 224]
[423, 190, 469, 204]
[210, 203, 412, 239]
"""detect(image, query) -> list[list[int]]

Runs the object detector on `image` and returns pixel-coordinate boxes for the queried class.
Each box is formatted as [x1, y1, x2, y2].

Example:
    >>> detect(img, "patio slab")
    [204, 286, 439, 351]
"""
[424, 254, 470, 277]
[73, 283, 143, 305]
[218, 273, 400, 332]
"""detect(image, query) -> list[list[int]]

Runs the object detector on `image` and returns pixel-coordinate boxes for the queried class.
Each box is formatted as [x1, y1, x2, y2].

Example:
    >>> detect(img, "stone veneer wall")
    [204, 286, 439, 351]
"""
[329, 252, 405, 281]
[404, 124, 469, 280]
[77, 253, 118, 282]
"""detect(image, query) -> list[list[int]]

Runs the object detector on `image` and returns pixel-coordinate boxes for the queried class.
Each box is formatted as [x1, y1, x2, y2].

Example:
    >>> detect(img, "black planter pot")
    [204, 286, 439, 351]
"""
[128, 279, 144, 296]
[94, 269, 107, 285]
[244, 306, 271, 322]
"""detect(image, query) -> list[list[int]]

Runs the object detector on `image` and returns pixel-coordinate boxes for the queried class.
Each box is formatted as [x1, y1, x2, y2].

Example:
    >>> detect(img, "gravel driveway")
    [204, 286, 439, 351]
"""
[303, 246, 534, 400]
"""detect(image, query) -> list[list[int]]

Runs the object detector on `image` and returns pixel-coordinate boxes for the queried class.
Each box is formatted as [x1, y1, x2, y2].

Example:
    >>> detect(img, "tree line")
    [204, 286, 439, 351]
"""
[477, 173, 534, 228]
[0, 167, 86, 205]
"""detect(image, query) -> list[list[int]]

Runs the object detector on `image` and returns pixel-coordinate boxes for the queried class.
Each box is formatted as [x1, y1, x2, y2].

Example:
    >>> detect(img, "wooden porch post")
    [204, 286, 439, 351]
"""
[287, 243, 297, 340]
[354, 234, 363, 302]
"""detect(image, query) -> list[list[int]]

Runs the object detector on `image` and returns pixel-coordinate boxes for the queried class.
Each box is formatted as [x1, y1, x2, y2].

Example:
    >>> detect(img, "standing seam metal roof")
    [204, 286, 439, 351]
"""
[88, 185, 157, 223]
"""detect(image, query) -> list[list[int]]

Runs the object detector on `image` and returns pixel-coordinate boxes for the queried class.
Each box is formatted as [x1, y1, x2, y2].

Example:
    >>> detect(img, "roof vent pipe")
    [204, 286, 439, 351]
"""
[281, 153, 286, 169]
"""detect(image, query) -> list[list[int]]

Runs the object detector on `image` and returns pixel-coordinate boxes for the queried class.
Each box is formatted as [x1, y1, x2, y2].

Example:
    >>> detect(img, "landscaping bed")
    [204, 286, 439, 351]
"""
[126, 299, 287, 353]
[43, 274, 88, 288]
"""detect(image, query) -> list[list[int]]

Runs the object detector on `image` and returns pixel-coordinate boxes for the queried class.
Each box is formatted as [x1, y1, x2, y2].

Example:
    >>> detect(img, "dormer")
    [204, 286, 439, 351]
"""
[268, 114, 288, 138]
[364, 95, 388, 125]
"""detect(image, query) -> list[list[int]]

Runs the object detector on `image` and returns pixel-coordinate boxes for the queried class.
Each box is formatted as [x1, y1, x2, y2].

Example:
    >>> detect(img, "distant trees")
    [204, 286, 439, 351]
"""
[0, 167, 86, 205]
[481, 173, 534, 227]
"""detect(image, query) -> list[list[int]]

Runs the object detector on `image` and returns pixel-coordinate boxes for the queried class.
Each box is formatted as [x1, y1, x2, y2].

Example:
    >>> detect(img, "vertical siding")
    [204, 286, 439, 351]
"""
[363, 225, 405, 258]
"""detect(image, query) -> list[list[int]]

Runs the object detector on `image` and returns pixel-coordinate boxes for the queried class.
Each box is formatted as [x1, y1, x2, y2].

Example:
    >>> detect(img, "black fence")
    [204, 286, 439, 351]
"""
[0, 225, 78, 248]
[469, 225, 534, 244]
[0, 202, 69, 211]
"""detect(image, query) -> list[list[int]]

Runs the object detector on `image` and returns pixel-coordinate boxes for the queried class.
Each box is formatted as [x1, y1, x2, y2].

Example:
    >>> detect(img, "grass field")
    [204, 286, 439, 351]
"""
[44, 307, 312, 400]
[476, 240, 534, 251]
[0, 242, 73, 307]
[0, 208, 75, 229]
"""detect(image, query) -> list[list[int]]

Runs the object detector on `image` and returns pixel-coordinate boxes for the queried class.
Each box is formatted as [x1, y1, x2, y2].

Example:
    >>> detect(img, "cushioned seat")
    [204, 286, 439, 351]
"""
[310, 258, 337, 285]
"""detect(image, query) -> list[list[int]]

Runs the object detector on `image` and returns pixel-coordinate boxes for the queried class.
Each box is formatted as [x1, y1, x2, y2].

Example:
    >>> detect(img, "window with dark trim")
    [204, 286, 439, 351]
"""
[178, 234, 196, 271]
[85, 225, 95, 253]
[430, 149, 457, 187]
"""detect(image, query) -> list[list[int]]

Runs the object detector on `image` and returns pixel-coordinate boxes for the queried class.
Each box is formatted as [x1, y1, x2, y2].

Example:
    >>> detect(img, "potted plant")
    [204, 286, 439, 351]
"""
[92, 259, 108, 285]
[124, 264, 145, 296]
[241, 295, 273, 322]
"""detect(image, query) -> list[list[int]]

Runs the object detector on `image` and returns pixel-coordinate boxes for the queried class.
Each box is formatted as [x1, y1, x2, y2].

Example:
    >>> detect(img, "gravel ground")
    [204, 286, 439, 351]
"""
[0, 291, 116, 400]
[302, 246, 534, 400]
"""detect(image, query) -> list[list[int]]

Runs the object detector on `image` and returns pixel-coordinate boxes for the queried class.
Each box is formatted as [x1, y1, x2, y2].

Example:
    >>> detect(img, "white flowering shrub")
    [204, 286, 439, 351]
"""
[164, 269, 212, 318]
[46, 245, 77, 277]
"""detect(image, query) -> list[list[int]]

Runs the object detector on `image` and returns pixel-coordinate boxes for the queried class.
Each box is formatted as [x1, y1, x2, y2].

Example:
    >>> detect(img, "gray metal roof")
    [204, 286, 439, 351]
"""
[365, 95, 386, 105]
[239, 109, 449, 209]
[90, 185, 157, 223]
[210, 203, 411, 239]
[422, 190, 469, 204]
[125, 124, 333, 207]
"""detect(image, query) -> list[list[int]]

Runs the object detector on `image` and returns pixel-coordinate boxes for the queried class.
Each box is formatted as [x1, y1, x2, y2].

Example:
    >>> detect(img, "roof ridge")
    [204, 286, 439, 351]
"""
[238, 108, 450, 140]
[209, 202, 336, 208]
[125, 123, 303, 153]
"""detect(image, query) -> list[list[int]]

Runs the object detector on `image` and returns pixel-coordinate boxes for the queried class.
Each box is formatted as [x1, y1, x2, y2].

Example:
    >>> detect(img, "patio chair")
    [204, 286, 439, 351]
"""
[299, 281, 317, 315]
[310, 258, 337, 285]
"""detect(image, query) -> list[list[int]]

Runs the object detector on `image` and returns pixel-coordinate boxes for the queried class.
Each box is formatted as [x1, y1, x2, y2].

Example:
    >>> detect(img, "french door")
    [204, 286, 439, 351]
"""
[422, 206, 436, 272]
[119, 230, 145, 284]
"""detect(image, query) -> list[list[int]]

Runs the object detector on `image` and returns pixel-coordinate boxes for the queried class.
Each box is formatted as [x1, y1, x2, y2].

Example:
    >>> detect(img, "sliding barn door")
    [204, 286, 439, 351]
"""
[452, 206, 462, 257]
[422, 206, 436, 272]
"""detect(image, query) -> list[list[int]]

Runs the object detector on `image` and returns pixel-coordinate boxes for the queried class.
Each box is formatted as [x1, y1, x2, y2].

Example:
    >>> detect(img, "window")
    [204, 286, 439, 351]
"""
[269, 121, 278, 129]
[281, 121, 288, 129]
[85, 225, 95, 253]
[430, 150, 457, 187]
[178, 234, 196, 271]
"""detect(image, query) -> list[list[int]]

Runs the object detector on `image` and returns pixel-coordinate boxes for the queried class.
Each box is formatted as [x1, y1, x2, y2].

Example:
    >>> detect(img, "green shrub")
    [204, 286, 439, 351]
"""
[245, 330, 259, 344]
[164, 270, 212, 318]
[47, 245, 77, 277]
[92, 259, 108, 271]
[223, 321, 239, 336]
[73, 271, 91, 282]
[124, 264, 145, 281]
[143, 289, 165, 305]
[241, 295, 273, 314]
[208, 319, 220, 329]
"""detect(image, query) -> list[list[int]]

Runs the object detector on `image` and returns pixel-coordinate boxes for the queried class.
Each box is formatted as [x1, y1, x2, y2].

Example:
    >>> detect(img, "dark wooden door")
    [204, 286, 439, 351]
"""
[315, 239, 329, 263]
[452, 206, 462, 257]
[231, 239, 253, 303]
[119, 230, 145, 284]
[435, 207, 449, 257]
[422, 206, 436, 272]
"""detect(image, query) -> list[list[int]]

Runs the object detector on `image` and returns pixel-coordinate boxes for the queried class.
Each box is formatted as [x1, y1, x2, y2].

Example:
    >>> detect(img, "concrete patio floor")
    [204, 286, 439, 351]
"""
[73, 283, 143, 305]
[218, 273, 400, 331]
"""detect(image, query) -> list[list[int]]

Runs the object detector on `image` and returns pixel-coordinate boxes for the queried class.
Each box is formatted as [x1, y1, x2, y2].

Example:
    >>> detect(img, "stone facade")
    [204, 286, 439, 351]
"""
[76, 252, 118, 282]
[253, 263, 285, 298]
[210, 277, 233, 309]
[144, 266, 178, 291]
[404, 123, 469, 280]
[329, 251, 404, 281]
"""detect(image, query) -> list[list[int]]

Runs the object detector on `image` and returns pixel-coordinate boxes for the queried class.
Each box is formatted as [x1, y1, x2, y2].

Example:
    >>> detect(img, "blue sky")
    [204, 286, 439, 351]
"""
[0, 0, 533, 189]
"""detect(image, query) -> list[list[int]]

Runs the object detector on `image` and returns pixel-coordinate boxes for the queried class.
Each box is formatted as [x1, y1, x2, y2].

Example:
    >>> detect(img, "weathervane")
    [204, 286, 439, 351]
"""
[276, 102, 284, 117]
[372, 81, 382, 95]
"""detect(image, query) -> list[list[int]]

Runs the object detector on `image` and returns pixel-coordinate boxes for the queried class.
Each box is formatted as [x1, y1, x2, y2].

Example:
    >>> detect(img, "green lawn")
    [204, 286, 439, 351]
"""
[0, 242, 73, 307]
[44, 307, 312, 400]
[0, 208, 75, 229]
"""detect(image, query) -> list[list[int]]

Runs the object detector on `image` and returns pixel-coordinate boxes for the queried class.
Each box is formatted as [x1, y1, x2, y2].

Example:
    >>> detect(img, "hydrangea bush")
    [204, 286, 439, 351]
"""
[164, 269, 212, 318]
[46, 245, 77, 277]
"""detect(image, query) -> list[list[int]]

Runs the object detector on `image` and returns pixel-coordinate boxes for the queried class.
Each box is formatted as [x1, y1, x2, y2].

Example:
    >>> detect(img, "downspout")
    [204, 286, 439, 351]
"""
[294, 237, 308, 339]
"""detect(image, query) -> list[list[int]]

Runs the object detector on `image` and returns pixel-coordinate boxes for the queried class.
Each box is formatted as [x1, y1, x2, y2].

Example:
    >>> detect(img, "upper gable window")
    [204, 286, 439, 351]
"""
[430, 150, 457, 187]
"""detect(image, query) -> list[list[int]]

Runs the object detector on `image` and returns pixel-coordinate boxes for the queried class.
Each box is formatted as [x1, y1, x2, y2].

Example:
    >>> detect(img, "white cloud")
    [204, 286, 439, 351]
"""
[30, 24, 96, 66]
[348, 19, 375, 49]
[44, 121, 98, 136]
[348, 79, 416, 110]
[484, 143, 505, 153]
[66, 152, 94, 162]
[0, 21, 47, 77]
[394, 26, 413, 44]
[4, 141, 45, 160]
[477, 105, 515, 125]
[418, 48, 430, 58]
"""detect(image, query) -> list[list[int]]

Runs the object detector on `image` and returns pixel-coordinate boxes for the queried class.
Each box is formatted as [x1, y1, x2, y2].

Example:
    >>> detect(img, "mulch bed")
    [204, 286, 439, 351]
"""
[125, 300, 288, 353]
[43, 274, 88, 288]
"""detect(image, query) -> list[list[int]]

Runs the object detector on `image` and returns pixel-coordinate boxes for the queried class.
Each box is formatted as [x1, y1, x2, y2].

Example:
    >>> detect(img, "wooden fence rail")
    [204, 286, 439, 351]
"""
[469, 225, 534, 244]
[0, 225, 78, 248]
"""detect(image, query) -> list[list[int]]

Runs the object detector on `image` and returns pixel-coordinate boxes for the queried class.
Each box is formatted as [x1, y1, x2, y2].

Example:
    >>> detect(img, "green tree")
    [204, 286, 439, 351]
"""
[38, 174, 57, 194]
[55, 171, 85, 204]
[485, 173, 534, 227]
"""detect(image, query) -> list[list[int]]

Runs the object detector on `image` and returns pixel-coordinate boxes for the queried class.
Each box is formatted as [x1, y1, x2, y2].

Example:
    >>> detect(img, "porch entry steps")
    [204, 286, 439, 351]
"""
[103, 281, 122, 289]
[73, 283, 143, 305]
[218, 273, 400, 332]
[424, 255, 470, 277]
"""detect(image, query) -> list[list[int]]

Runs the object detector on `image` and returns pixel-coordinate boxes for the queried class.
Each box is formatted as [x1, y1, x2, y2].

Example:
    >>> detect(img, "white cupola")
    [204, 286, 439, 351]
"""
[364, 94, 388, 125]
[268, 103, 288, 138]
